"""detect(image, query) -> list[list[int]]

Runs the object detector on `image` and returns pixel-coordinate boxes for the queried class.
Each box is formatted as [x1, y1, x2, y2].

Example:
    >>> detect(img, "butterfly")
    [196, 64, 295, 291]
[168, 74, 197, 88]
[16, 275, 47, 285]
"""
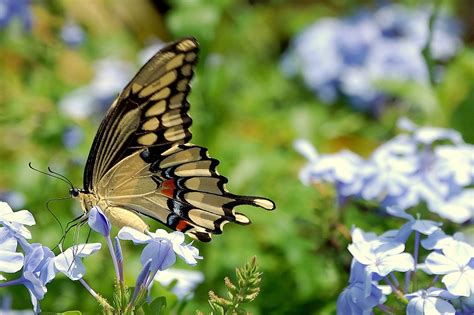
[71, 37, 275, 242]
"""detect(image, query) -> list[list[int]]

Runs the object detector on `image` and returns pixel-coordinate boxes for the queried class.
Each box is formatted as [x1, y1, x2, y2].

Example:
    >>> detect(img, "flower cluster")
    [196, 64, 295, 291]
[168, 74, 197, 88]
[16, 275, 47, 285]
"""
[295, 118, 474, 223]
[0, 203, 203, 313]
[281, 4, 461, 113]
[338, 218, 474, 314]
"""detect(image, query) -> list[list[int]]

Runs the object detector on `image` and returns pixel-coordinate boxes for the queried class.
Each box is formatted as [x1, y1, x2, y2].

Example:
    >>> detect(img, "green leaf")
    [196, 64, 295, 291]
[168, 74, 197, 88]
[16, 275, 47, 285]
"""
[142, 296, 167, 315]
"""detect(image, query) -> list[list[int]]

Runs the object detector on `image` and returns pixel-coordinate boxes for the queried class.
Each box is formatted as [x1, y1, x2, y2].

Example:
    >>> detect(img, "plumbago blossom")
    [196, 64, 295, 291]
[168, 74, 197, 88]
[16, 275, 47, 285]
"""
[295, 118, 474, 223]
[282, 3, 462, 113]
[0, 203, 203, 313]
[338, 223, 474, 314]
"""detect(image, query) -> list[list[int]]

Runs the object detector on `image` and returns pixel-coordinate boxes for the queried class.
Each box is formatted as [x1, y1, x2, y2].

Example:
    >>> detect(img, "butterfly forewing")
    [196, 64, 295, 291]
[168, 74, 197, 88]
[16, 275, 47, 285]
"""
[83, 38, 198, 191]
[80, 37, 275, 242]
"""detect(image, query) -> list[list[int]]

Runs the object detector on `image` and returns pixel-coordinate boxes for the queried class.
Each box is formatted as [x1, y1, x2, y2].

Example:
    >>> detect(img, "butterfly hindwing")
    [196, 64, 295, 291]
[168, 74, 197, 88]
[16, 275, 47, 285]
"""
[97, 144, 274, 241]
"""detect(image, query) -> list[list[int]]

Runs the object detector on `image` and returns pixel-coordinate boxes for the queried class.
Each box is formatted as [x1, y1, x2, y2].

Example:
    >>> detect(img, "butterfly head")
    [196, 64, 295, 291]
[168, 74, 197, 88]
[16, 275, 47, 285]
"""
[69, 188, 82, 199]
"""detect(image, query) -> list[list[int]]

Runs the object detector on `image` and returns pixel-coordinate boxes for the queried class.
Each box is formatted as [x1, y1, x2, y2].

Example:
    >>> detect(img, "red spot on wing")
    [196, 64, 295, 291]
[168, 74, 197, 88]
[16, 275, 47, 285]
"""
[161, 179, 176, 198]
[176, 219, 190, 231]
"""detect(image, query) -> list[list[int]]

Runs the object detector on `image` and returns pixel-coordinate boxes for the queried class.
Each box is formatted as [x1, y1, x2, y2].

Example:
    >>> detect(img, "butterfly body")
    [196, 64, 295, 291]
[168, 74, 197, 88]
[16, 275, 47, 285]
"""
[74, 37, 275, 242]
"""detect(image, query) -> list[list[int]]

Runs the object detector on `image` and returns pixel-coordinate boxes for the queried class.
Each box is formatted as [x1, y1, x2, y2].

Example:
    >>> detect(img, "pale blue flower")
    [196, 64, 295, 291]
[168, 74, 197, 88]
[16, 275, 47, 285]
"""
[0, 201, 35, 241]
[19, 244, 55, 313]
[154, 268, 204, 301]
[114, 236, 123, 282]
[130, 258, 153, 305]
[0, 243, 56, 314]
[421, 230, 472, 251]
[281, 18, 343, 103]
[118, 227, 202, 267]
[88, 206, 111, 237]
[60, 21, 85, 47]
[398, 118, 463, 146]
[296, 120, 474, 222]
[282, 4, 461, 112]
[406, 287, 456, 315]
[348, 227, 414, 277]
[0, 236, 23, 278]
[294, 139, 365, 202]
[387, 206, 441, 236]
[336, 280, 384, 315]
[425, 241, 474, 297]
[140, 238, 175, 272]
[53, 243, 102, 280]
[360, 136, 418, 204]
[429, 189, 474, 224]
[433, 144, 474, 187]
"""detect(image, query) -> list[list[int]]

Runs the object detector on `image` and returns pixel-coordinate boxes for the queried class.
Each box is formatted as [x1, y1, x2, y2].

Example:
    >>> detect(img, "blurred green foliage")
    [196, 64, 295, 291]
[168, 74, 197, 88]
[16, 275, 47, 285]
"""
[0, 0, 473, 313]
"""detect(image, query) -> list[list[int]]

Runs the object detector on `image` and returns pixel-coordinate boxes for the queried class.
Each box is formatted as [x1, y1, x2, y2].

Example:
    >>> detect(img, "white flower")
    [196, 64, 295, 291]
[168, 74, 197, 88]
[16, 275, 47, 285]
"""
[0, 201, 35, 240]
[0, 239, 24, 278]
[53, 243, 102, 280]
[118, 227, 202, 266]
[421, 230, 473, 251]
[405, 287, 456, 315]
[348, 228, 414, 277]
[425, 241, 474, 297]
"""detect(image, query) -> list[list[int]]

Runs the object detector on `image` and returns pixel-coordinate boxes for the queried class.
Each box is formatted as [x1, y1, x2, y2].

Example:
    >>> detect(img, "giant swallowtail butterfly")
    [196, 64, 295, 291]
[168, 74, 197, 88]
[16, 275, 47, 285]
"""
[71, 37, 275, 242]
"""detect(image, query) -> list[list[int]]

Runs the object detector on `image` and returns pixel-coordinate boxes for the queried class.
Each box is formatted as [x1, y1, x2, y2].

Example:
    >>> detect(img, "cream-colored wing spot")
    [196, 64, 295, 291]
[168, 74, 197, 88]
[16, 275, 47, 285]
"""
[139, 71, 177, 98]
[165, 54, 185, 71]
[234, 213, 251, 224]
[170, 93, 184, 107]
[183, 192, 232, 216]
[150, 87, 171, 101]
[253, 198, 275, 210]
[177, 39, 197, 52]
[162, 109, 185, 127]
[131, 83, 143, 94]
[177, 79, 188, 92]
[145, 100, 167, 117]
[185, 52, 197, 62]
[137, 133, 158, 146]
[183, 177, 224, 194]
[181, 64, 192, 76]
[159, 146, 203, 168]
[142, 117, 160, 131]
[174, 160, 214, 177]
[164, 126, 186, 142]
[187, 209, 221, 230]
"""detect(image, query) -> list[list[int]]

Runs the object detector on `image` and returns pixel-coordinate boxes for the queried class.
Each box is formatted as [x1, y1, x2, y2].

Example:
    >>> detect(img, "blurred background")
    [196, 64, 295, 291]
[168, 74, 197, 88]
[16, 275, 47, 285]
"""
[0, 0, 473, 313]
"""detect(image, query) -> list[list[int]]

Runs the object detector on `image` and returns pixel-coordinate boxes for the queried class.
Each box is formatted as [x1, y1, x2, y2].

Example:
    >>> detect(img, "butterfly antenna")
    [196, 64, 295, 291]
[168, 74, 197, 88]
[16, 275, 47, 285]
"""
[28, 162, 73, 188]
[47, 166, 75, 189]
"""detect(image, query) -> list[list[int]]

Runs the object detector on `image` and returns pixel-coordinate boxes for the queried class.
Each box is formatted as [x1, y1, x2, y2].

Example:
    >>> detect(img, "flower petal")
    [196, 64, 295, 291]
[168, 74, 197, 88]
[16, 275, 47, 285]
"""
[425, 252, 459, 275]
[442, 270, 473, 297]
[0, 249, 24, 273]
[118, 226, 151, 244]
